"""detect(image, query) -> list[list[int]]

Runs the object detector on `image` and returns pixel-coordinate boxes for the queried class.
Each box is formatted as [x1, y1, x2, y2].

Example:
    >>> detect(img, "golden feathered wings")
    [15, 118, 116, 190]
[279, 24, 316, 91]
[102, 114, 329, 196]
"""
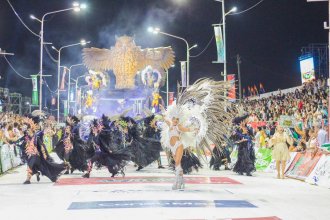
[82, 47, 113, 72]
[82, 41, 175, 88]
[137, 46, 175, 86]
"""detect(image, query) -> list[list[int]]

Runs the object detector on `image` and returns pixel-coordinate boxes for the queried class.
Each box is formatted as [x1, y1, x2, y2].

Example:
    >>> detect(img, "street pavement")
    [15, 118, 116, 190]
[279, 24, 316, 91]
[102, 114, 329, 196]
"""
[0, 154, 329, 220]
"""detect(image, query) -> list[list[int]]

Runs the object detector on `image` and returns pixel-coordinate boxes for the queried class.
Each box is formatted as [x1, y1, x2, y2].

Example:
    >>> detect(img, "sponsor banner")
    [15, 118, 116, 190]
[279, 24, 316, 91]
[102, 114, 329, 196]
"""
[214, 26, 224, 63]
[227, 74, 236, 101]
[180, 61, 187, 87]
[285, 151, 323, 180]
[305, 155, 330, 187]
[31, 75, 38, 105]
[0, 144, 12, 173]
[9, 144, 22, 168]
[255, 148, 273, 171]
[68, 200, 256, 210]
[279, 115, 296, 128]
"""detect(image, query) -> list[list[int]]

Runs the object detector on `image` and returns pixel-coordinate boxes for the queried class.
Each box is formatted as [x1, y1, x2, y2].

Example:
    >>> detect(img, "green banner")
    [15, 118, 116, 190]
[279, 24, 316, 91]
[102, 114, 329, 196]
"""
[255, 148, 273, 171]
[63, 100, 68, 117]
[32, 75, 38, 105]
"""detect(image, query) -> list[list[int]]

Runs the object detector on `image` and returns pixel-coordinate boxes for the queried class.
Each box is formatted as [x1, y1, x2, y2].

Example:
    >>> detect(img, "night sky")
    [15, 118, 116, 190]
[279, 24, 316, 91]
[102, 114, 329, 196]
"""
[0, 0, 328, 101]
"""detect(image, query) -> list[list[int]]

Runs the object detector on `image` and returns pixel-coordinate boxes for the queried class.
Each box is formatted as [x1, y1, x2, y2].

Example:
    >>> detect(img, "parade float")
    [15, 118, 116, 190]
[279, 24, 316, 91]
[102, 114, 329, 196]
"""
[78, 35, 175, 117]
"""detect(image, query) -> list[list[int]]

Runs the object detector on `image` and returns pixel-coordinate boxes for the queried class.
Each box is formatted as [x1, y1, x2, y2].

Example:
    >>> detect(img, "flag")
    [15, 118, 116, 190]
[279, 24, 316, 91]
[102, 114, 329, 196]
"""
[214, 26, 224, 63]
[31, 75, 38, 105]
[60, 68, 67, 90]
[260, 83, 265, 94]
[254, 85, 259, 95]
[180, 61, 187, 87]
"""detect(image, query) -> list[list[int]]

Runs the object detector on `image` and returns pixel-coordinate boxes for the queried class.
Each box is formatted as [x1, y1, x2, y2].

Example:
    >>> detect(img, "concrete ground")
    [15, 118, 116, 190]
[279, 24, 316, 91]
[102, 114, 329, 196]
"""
[0, 154, 329, 220]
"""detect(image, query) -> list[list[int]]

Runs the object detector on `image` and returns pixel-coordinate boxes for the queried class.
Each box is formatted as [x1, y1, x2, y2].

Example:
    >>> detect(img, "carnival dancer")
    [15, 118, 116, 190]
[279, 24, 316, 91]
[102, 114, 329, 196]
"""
[232, 115, 256, 176]
[138, 114, 165, 170]
[168, 147, 203, 174]
[55, 116, 88, 174]
[160, 79, 237, 190]
[18, 116, 66, 184]
[269, 125, 293, 179]
[82, 116, 131, 178]
[121, 116, 163, 171]
[210, 143, 231, 171]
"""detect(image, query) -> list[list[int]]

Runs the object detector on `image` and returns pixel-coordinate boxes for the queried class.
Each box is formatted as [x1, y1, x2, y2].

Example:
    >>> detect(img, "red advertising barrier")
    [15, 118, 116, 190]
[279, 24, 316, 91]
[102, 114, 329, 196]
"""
[285, 150, 323, 180]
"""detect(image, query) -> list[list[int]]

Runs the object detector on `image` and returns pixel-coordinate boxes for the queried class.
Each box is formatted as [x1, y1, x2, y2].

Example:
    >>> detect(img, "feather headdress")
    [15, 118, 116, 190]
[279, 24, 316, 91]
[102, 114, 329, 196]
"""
[161, 78, 237, 151]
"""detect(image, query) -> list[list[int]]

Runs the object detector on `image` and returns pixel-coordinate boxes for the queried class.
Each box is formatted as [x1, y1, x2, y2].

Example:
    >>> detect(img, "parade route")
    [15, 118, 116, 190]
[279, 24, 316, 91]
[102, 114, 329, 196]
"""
[0, 156, 329, 220]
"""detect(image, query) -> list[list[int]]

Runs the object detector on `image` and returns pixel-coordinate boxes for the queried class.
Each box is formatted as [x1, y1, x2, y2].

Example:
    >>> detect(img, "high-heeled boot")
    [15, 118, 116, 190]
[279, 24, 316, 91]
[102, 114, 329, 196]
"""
[177, 166, 184, 190]
[172, 166, 183, 190]
[172, 166, 180, 190]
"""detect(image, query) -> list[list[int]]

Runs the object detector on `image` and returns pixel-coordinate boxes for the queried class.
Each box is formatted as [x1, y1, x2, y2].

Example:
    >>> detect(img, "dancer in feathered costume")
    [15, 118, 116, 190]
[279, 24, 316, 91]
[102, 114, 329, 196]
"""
[121, 116, 162, 170]
[82, 116, 131, 178]
[139, 114, 165, 170]
[54, 116, 88, 174]
[210, 143, 231, 171]
[17, 116, 66, 184]
[232, 115, 256, 176]
[160, 79, 237, 190]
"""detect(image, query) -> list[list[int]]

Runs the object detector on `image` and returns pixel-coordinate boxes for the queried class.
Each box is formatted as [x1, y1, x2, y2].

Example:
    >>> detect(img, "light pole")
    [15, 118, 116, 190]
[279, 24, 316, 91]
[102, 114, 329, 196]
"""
[148, 27, 197, 87]
[67, 64, 85, 115]
[52, 40, 90, 122]
[214, 0, 236, 81]
[30, 2, 87, 111]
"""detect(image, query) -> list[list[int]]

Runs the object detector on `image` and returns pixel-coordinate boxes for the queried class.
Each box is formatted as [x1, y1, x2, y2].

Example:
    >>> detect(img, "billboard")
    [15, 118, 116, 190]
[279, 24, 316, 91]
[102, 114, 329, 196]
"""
[299, 56, 315, 83]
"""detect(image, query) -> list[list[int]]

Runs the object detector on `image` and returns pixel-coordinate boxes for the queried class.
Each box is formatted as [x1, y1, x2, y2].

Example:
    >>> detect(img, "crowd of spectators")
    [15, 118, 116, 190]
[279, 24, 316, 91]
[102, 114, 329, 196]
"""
[0, 112, 58, 146]
[242, 79, 329, 153]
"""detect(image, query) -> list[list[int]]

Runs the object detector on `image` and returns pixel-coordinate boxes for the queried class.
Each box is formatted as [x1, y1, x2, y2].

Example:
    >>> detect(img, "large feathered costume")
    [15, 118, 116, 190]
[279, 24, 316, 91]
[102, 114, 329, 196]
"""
[54, 116, 88, 173]
[122, 116, 162, 168]
[18, 117, 66, 184]
[161, 78, 237, 154]
[83, 116, 131, 178]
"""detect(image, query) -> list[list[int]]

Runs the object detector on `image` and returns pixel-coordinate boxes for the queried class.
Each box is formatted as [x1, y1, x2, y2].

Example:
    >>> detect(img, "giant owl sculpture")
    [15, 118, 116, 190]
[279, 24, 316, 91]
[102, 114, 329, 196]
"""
[82, 36, 175, 89]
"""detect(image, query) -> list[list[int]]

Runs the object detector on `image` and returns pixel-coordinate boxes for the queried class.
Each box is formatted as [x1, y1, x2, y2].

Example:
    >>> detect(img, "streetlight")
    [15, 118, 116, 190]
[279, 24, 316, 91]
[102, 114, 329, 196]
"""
[148, 27, 197, 87]
[30, 2, 87, 111]
[214, 0, 237, 81]
[52, 40, 90, 122]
